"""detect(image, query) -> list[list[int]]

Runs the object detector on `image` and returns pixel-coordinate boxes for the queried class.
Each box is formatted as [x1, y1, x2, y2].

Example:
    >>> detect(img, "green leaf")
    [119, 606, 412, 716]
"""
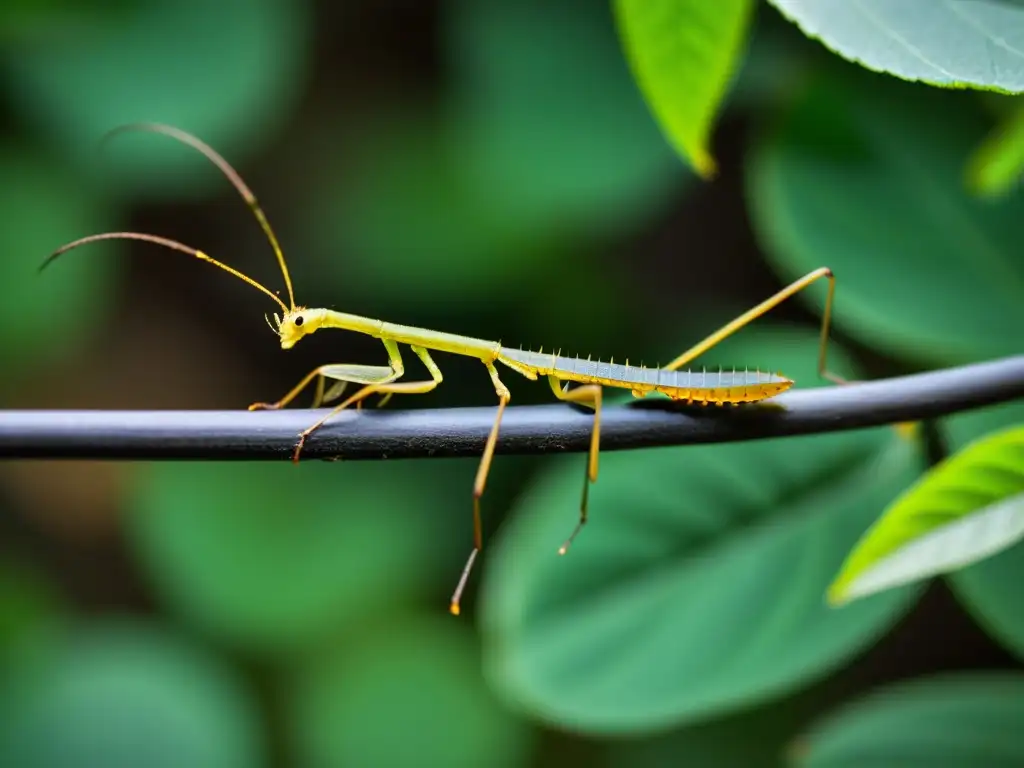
[0, 0, 311, 200]
[966, 99, 1024, 197]
[287, 613, 535, 768]
[0, 143, 121, 383]
[480, 327, 923, 733]
[128, 460, 462, 655]
[766, 0, 1024, 93]
[0, 619, 266, 768]
[795, 671, 1024, 767]
[613, 0, 755, 177]
[829, 424, 1024, 605]
[747, 65, 1024, 367]
[939, 402, 1024, 661]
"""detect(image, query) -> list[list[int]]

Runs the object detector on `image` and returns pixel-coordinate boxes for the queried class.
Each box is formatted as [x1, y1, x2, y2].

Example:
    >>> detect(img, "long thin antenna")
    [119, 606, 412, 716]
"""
[40, 232, 289, 313]
[99, 123, 297, 311]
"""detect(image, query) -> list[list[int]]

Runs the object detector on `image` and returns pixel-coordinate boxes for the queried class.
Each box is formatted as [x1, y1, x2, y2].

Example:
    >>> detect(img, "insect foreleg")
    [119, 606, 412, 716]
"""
[291, 344, 443, 463]
[450, 361, 511, 616]
[548, 376, 602, 556]
[249, 338, 407, 411]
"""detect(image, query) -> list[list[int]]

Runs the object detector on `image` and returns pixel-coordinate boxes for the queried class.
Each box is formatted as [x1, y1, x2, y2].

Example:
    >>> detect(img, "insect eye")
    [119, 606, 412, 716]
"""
[294, 315, 304, 327]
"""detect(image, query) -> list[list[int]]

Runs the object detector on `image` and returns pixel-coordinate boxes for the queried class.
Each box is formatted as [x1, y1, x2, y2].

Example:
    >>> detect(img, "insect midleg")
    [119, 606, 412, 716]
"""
[662, 267, 845, 384]
[450, 361, 511, 616]
[547, 376, 603, 555]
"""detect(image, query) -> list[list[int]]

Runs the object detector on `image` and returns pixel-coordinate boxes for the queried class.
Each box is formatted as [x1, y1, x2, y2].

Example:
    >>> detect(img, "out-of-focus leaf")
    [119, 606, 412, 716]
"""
[604, 681, 826, 768]
[0, 619, 266, 768]
[966, 99, 1024, 197]
[480, 327, 923, 733]
[307, 109, 566, 304]
[444, 0, 688, 233]
[287, 613, 535, 768]
[747, 65, 1024, 366]
[767, 0, 1024, 92]
[0, 557, 63, 672]
[949, 537, 1024, 661]
[0, 0, 136, 41]
[946, 401, 1024, 455]
[613, 0, 754, 177]
[128, 460, 462, 655]
[0, 144, 121, 385]
[725, 8, 813, 112]
[829, 425, 1024, 605]
[0, 0, 311, 199]
[794, 672, 1024, 767]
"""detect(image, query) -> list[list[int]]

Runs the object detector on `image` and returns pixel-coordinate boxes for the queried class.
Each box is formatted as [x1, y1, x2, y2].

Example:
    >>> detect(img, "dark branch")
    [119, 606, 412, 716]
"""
[0, 356, 1022, 460]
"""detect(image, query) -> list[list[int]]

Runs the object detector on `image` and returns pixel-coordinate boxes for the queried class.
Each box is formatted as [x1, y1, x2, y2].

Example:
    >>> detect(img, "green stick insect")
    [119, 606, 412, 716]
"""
[41, 124, 848, 615]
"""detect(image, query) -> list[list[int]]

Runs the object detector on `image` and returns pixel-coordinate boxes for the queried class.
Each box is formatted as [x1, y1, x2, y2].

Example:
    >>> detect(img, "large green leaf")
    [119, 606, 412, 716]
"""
[795, 672, 1024, 767]
[128, 460, 464, 655]
[0, 143, 121, 386]
[0, 619, 266, 768]
[287, 613, 535, 768]
[0, 0, 310, 199]
[747, 64, 1024, 366]
[829, 424, 1024, 605]
[766, 0, 1024, 93]
[479, 328, 923, 733]
[613, 0, 755, 177]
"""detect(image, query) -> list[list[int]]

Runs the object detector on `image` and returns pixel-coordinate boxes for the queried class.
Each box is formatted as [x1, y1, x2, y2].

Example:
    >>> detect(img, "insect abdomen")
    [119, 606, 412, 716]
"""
[497, 349, 793, 403]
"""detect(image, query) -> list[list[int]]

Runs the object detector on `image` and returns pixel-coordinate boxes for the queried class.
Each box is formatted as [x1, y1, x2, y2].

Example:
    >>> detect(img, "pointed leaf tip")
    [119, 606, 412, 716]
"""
[614, 0, 754, 178]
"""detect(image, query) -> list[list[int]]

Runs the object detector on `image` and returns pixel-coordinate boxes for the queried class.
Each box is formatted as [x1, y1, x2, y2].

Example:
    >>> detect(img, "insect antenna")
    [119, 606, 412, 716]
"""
[99, 122, 297, 311]
[39, 231, 289, 314]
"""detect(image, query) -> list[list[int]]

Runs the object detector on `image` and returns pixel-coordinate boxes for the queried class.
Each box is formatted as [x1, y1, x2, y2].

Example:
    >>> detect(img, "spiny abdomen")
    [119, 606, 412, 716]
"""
[497, 348, 793, 404]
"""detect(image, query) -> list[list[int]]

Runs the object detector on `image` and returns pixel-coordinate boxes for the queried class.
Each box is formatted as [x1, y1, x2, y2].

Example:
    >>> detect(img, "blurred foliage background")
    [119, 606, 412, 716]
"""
[0, 0, 1023, 766]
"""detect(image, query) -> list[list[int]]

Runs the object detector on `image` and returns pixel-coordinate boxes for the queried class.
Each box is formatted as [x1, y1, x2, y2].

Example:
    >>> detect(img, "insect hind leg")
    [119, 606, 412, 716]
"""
[662, 267, 847, 386]
[548, 376, 602, 555]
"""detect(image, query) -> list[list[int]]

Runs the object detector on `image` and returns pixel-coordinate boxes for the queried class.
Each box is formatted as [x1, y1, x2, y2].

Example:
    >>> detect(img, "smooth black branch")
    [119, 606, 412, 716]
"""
[0, 356, 1022, 461]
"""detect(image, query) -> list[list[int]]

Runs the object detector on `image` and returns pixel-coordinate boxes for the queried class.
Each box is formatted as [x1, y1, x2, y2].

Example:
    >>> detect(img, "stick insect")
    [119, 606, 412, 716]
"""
[41, 123, 848, 615]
